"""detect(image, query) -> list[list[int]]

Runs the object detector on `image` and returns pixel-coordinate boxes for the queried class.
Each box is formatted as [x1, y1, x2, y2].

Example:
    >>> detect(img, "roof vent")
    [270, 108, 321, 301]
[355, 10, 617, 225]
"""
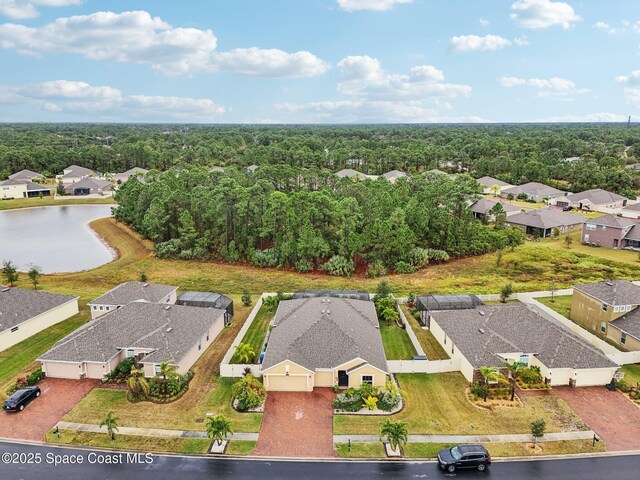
[326, 309, 330, 315]
[1, 287, 9, 293]
[478, 310, 485, 316]
[143, 283, 149, 287]
[327, 299, 331, 303]
[605, 281, 613, 286]
[479, 328, 486, 334]
[166, 327, 173, 333]
[164, 305, 171, 310]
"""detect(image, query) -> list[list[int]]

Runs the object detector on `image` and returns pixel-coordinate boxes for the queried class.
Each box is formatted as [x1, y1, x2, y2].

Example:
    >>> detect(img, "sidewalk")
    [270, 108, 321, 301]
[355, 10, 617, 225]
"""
[334, 431, 597, 444]
[55, 422, 259, 441]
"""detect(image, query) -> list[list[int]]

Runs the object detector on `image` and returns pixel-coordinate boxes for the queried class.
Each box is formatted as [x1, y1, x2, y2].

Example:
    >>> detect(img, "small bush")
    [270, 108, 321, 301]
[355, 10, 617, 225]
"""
[295, 258, 313, 273]
[367, 260, 387, 278]
[321, 255, 355, 277]
[106, 357, 135, 381]
[394, 261, 416, 274]
[27, 368, 44, 386]
[251, 248, 279, 268]
[233, 374, 267, 411]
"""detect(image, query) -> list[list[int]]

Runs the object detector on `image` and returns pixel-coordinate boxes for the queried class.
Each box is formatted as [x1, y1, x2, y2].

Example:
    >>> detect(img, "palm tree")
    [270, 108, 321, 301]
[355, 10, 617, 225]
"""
[379, 419, 408, 455]
[127, 367, 150, 399]
[381, 307, 399, 326]
[504, 361, 522, 401]
[234, 343, 256, 364]
[478, 366, 508, 402]
[157, 360, 178, 381]
[206, 414, 234, 446]
[100, 410, 119, 441]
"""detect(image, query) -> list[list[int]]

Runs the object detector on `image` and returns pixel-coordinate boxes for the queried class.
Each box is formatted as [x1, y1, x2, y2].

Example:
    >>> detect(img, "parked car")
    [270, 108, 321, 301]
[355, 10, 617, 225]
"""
[562, 206, 573, 211]
[437, 444, 491, 472]
[3, 386, 41, 412]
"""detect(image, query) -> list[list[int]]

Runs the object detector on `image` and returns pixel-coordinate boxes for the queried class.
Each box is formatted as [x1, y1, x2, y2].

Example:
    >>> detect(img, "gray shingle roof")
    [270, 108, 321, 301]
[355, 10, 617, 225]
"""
[38, 302, 224, 365]
[476, 176, 512, 188]
[610, 309, 640, 340]
[573, 280, 640, 306]
[623, 203, 640, 212]
[470, 198, 521, 215]
[23, 181, 50, 192]
[0, 179, 27, 187]
[586, 214, 636, 229]
[62, 165, 97, 178]
[506, 208, 585, 229]
[66, 177, 112, 190]
[0, 286, 77, 333]
[88, 282, 178, 306]
[9, 169, 44, 181]
[113, 167, 148, 182]
[430, 303, 617, 370]
[382, 170, 407, 180]
[502, 182, 565, 197]
[336, 169, 361, 178]
[565, 189, 627, 205]
[262, 297, 388, 373]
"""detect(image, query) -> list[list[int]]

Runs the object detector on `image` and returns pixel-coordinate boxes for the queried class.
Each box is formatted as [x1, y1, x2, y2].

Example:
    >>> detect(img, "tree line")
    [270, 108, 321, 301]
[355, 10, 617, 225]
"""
[114, 167, 525, 276]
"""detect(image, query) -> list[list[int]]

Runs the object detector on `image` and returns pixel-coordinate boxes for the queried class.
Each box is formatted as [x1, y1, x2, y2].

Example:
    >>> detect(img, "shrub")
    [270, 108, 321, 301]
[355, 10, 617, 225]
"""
[233, 374, 267, 412]
[27, 368, 44, 386]
[470, 383, 487, 398]
[518, 366, 543, 385]
[424, 248, 449, 263]
[364, 396, 378, 410]
[333, 391, 364, 412]
[617, 379, 631, 393]
[106, 357, 135, 381]
[251, 248, 279, 268]
[378, 390, 401, 411]
[295, 258, 313, 273]
[321, 255, 355, 277]
[241, 289, 252, 307]
[394, 261, 416, 274]
[154, 239, 182, 258]
[367, 260, 387, 278]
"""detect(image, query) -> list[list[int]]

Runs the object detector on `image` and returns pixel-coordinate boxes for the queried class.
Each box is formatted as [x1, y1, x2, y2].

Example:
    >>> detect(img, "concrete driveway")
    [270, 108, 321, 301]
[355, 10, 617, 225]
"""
[0, 378, 98, 441]
[551, 386, 640, 451]
[254, 388, 336, 458]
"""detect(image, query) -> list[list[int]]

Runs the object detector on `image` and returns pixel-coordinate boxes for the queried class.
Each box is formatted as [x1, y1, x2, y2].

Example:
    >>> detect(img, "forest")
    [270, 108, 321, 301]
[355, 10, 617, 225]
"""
[1, 123, 640, 197]
[113, 167, 525, 276]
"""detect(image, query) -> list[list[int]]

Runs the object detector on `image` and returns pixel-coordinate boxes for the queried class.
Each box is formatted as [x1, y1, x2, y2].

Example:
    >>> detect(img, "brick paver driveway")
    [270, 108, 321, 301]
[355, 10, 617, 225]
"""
[551, 386, 640, 451]
[254, 388, 336, 457]
[0, 378, 98, 441]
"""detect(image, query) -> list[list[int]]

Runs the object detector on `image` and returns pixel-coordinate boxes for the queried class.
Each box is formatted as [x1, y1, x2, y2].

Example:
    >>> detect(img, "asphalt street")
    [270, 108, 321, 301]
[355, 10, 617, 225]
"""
[0, 440, 639, 480]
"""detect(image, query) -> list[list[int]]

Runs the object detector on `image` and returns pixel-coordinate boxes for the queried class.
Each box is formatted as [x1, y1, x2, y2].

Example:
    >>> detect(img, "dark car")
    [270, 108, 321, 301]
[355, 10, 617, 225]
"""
[438, 444, 491, 473]
[562, 205, 573, 211]
[3, 386, 41, 412]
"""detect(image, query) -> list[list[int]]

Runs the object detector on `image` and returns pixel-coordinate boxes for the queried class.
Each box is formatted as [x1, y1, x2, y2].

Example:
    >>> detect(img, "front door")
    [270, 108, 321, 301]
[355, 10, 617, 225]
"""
[338, 370, 349, 387]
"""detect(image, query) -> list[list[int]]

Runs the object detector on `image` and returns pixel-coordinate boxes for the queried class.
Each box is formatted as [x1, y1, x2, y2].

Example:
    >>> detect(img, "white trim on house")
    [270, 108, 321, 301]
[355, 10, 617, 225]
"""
[261, 359, 315, 374]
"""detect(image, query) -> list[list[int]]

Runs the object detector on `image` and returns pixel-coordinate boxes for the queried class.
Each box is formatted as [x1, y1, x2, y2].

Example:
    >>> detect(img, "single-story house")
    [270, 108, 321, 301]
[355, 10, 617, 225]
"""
[261, 297, 388, 391]
[247, 165, 259, 173]
[581, 214, 640, 249]
[64, 177, 112, 196]
[621, 203, 640, 220]
[177, 291, 234, 326]
[501, 182, 567, 202]
[60, 165, 99, 185]
[382, 170, 408, 183]
[416, 294, 484, 327]
[0, 179, 51, 199]
[553, 189, 628, 213]
[475, 176, 513, 194]
[572, 280, 640, 351]
[22, 181, 51, 198]
[470, 198, 522, 221]
[625, 163, 640, 171]
[38, 302, 226, 379]
[335, 169, 379, 181]
[0, 286, 79, 352]
[88, 281, 178, 319]
[292, 289, 371, 301]
[429, 303, 618, 387]
[9, 169, 44, 182]
[425, 169, 455, 179]
[112, 167, 148, 185]
[505, 208, 585, 238]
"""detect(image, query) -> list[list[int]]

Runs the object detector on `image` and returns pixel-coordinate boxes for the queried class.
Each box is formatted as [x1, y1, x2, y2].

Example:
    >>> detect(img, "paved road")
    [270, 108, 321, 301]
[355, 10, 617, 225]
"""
[0, 441, 639, 480]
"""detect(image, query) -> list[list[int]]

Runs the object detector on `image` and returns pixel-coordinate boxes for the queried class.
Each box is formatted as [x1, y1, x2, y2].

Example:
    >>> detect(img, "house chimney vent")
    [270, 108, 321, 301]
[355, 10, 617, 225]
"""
[478, 310, 485, 316]
[479, 328, 485, 334]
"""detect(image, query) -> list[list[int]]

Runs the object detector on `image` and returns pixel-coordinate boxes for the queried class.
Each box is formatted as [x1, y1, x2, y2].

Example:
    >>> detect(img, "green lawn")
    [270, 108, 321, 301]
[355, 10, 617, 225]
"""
[379, 321, 418, 360]
[230, 302, 276, 363]
[536, 295, 573, 319]
[621, 364, 640, 386]
[0, 308, 90, 397]
[226, 440, 257, 455]
[400, 305, 449, 360]
[335, 442, 386, 458]
[334, 373, 587, 435]
[0, 195, 115, 211]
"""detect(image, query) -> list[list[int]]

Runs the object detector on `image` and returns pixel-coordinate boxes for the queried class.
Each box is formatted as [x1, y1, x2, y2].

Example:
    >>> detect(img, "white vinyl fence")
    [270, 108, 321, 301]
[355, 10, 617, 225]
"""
[607, 351, 640, 366]
[220, 364, 262, 377]
[387, 358, 461, 374]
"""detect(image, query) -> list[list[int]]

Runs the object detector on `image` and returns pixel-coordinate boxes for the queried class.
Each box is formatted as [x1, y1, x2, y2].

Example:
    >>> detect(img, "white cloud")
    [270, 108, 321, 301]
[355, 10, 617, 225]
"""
[615, 70, 640, 107]
[449, 34, 512, 53]
[336, 55, 471, 99]
[499, 75, 588, 100]
[337, 0, 412, 12]
[510, 0, 581, 30]
[0, 10, 329, 77]
[0, 80, 226, 120]
[593, 21, 625, 34]
[616, 70, 640, 86]
[513, 35, 529, 46]
[479, 17, 489, 27]
[0, 0, 81, 20]
[540, 113, 629, 122]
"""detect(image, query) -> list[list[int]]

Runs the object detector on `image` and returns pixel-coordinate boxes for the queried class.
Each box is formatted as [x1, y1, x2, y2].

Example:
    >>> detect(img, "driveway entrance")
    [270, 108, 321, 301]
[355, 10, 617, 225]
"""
[254, 388, 336, 457]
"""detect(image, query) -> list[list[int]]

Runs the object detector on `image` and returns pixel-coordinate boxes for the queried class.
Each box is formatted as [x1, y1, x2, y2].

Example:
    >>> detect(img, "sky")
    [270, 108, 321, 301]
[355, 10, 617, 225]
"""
[0, 0, 638, 123]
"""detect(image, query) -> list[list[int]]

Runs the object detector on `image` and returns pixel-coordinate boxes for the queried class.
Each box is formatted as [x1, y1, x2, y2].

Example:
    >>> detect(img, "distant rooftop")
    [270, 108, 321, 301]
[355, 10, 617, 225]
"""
[88, 281, 178, 306]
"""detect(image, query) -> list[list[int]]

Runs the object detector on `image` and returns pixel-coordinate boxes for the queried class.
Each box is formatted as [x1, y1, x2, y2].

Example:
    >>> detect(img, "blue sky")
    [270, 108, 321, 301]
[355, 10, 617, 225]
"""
[0, 0, 638, 123]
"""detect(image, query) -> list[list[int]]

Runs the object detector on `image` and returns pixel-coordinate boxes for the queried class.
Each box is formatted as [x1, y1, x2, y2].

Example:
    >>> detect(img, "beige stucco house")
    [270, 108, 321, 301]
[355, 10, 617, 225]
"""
[88, 281, 178, 319]
[0, 179, 28, 199]
[261, 297, 388, 391]
[572, 280, 640, 351]
[429, 302, 617, 387]
[39, 302, 226, 379]
[0, 286, 79, 352]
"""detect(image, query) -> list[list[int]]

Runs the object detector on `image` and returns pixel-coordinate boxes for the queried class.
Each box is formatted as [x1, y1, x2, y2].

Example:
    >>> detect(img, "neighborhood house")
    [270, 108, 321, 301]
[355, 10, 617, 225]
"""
[501, 182, 567, 202]
[0, 286, 79, 352]
[60, 165, 99, 185]
[112, 167, 149, 184]
[0, 179, 50, 200]
[64, 177, 112, 196]
[8, 169, 44, 182]
[505, 208, 585, 238]
[553, 189, 628, 213]
[38, 302, 226, 379]
[429, 303, 618, 387]
[261, 297, 388, 391]
[88, 281, 178, 319]
[581, 214, 640, 249]
[470, 198, 521, 221]
[476, 176, 513, 194]
[572, 280, 640, 351]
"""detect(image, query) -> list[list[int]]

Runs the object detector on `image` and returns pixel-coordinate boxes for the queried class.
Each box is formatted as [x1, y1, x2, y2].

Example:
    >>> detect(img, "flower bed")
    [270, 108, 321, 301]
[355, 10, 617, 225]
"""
[465, 387, 523, 410]
[231, 374, 267, 412]
[333, 379, 403, 415]
[127, 371, 194, 404]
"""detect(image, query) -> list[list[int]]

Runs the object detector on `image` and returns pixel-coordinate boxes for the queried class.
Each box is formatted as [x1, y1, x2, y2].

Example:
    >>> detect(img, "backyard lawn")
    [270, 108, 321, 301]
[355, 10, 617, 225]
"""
[621, 364, 640, 386]
[400, 305, 449, 360]
[537, 295, 573, 319]
[0, 195, 115, 211]
[333, 373, 588, 435]
[230, 301, 276, 364]
[379, 321, 417, 360]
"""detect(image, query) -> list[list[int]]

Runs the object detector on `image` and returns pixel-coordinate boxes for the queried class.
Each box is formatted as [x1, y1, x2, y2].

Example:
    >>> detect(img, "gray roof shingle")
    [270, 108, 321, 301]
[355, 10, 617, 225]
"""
[262, 297, 388, 372]
[573, 280, 640, 306]
[9, 169, 44, 181]
[38, 302, 224, 364]
[382, 170, 407, 180]
[476, 176, 512, 188]
[88, 282, 178, 306]
[62, 165, 97, 178]
[565, 189, 627, 205]
[470, 198, 521, 215]
[0, 286, 77, 333]
[430, 303, 617, 370]
[506, 208, 585, 229]
[502, 182, 566, 197]
[586, 214, 636, 229]
[610, 309, 640, 340]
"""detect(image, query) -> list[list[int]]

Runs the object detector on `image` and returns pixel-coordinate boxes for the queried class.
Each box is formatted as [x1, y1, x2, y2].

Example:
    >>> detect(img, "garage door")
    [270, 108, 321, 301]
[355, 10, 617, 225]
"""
[266, 375, 310, 391]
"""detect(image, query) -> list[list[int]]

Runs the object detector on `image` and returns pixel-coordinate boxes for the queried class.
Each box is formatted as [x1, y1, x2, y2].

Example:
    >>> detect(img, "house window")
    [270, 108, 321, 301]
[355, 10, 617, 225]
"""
[126, 349, 134, 358]
[621, 333, 627, 345]
[614, 306, 621, 313]
[92, 306, 97, 310]
[10, 326, 18, 333]
[518, 354, 530, 366]
[99, 306, 104, 311]
[154, 364, 162, 375]
[362, 375, 373, 385]
[626, 305, 632, 312]
[600, 322, 607, 333]
[585, 224, 596, 231]
[602, 303, 608, 312]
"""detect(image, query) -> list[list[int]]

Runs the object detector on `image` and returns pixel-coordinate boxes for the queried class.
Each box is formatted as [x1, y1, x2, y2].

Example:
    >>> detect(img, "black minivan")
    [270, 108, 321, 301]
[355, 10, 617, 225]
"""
[438, 444, 491, 473]
[3, 386, 41, 412]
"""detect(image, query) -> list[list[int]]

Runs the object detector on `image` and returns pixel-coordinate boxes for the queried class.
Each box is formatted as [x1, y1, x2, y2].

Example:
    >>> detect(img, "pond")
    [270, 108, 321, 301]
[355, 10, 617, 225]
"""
[0, 205, 115, 273]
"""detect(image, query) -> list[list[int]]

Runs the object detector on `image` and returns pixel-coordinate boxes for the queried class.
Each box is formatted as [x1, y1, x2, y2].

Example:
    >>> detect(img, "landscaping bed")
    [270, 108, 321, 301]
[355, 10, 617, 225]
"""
[230, 300, 277, 364]
[465, 387, 523, 409]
